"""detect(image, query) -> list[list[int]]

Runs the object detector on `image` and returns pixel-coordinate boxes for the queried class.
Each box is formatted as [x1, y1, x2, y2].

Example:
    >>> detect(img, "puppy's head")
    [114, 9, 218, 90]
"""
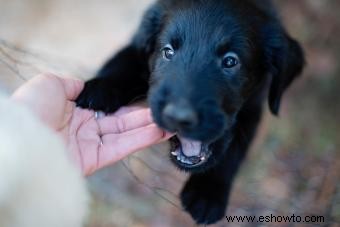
[148, 1, 304, 172]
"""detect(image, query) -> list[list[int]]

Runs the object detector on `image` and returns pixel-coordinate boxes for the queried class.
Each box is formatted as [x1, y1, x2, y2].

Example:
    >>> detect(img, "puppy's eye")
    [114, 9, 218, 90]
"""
[222, 52, 240, 69]
[162, 44, 175, 61]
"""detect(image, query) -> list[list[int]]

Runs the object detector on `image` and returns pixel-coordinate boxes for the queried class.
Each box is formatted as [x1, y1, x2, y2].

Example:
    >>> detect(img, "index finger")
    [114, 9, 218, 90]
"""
[97, 124, 173, 169]
[97, 108, 153, 134]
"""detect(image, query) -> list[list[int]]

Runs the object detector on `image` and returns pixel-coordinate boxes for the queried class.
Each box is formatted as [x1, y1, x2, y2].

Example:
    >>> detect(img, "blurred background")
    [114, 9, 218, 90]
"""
[0, 0, 339, 226]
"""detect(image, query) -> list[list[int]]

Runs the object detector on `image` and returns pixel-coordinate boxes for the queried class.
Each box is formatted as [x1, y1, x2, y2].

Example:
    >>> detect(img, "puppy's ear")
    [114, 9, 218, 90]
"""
[264, 26, 305, 115]
[132, 3, 164, 55]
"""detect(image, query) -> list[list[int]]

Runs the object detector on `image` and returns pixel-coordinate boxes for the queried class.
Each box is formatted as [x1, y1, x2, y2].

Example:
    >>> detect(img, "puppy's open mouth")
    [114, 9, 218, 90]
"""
[170, 136, 211, 168]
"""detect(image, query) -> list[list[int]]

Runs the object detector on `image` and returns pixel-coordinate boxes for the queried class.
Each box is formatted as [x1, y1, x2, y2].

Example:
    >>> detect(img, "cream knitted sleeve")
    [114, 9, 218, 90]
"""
[0, 93, 89, 227]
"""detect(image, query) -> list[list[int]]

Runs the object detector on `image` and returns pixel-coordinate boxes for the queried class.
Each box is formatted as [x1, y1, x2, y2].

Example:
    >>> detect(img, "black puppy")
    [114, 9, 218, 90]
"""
[77, 0, 304, 224]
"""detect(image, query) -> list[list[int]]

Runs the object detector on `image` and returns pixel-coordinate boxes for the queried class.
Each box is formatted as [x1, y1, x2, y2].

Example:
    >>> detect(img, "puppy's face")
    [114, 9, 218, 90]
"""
[148, 4, 287, 172]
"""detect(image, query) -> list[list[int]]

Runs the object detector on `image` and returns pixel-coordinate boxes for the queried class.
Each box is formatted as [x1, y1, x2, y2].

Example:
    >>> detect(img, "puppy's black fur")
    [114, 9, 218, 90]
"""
[77, 0, 304, 224]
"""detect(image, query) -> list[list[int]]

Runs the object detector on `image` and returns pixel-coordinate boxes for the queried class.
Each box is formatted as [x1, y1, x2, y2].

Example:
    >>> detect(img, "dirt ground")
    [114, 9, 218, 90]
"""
[0, 0, 339, 226]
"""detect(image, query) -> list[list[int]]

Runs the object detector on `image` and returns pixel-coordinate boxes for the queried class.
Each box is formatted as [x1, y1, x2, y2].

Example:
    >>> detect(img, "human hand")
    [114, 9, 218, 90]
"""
[12, 73, 172, 176]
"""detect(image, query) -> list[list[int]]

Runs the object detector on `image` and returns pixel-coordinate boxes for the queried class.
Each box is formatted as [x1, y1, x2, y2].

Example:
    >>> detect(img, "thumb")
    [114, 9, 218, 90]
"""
[59, 77, 85, 101]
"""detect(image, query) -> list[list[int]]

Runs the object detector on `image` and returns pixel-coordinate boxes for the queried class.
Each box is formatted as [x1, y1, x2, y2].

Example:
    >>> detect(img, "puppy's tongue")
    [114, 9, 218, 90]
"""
[178, 137, 202, 157]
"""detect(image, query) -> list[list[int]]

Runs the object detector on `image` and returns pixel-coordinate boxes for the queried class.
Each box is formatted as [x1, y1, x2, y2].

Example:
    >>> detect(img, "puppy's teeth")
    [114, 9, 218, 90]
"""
[171, 151, 178, 156]
[180, 156, 185, 162]
[177, 155, 181, 161]
[185, 160, 193, 165]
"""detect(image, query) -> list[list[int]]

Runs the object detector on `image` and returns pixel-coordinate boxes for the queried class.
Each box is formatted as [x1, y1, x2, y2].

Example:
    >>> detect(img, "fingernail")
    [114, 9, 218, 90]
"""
[164, 131, 175, 139]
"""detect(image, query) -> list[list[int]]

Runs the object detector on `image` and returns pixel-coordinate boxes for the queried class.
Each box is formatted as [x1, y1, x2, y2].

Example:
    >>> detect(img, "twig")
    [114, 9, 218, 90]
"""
[122, 159, 182, 210]
[0, 58, 26, 81]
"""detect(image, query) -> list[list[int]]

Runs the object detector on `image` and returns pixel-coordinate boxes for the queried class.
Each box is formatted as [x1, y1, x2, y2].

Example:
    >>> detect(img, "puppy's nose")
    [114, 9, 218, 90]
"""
[163, 103, 198, 129]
